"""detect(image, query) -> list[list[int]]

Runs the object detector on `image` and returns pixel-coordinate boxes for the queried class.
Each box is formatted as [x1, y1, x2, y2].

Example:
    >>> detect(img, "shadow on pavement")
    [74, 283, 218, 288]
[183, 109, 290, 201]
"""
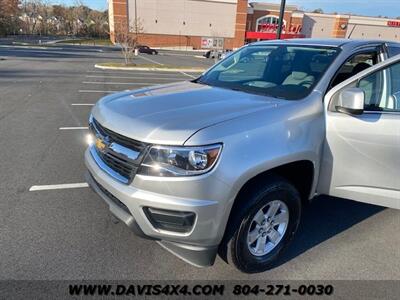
[273, 195, 384, 267]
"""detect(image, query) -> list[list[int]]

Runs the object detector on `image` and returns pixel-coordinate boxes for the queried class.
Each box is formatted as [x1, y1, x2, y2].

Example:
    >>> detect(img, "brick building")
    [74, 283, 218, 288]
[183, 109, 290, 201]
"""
[109, 0, 248, 50]
[246, 2, 304, 40]
[246, 2, 400, 42]
[108, 1, 400, 49]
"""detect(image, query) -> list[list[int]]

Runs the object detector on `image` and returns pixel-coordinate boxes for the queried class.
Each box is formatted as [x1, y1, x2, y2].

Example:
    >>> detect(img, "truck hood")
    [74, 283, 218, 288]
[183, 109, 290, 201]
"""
[92, 81, 289, 145]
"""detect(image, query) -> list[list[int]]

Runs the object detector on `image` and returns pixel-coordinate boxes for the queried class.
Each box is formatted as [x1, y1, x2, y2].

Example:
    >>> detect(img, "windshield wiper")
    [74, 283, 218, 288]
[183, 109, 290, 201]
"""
[194, 77, 209, 86]
[224, 86, 279, 98]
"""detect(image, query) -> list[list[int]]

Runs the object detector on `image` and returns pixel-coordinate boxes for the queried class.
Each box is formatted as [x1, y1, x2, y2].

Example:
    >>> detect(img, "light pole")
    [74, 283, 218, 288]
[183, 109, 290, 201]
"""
[276, 0, 286, 39]
[134, 0, 138, 36]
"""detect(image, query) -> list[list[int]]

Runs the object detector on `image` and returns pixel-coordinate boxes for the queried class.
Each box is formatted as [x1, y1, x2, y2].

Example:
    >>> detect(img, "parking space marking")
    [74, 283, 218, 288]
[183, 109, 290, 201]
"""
[79, 90, 118, 93]
[82, 81, 155, 86]
[86, 70, 186, 76]
[160, 53, 203, 58]
[71, 103, 94, 106]
[87, 70, 150, 74]
[29, 183, 89, 191]
[138, 54, 164, 66]
[179, 71, 197, 79]
[59, 127, 88, 130]
[86, 75, 188, 80]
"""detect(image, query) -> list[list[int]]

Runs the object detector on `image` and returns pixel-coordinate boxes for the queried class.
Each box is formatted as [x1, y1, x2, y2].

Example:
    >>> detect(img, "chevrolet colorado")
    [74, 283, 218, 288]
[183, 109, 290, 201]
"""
[85, 39, 400, 273]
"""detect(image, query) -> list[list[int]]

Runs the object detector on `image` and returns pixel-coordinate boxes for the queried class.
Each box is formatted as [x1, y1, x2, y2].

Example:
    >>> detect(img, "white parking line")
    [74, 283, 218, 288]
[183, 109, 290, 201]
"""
[29, 183, 89, 191]
[79, 90, 118, 93]
[59, 127, 88, 130]
[86, 70, 183, 76]
[82, 81, 155, 85]
[160, 53, 203, 58]
[138, 54, 164, 66]
[71, 103, 95, 106]
[86, 75, 188, 80]
[179, 71, 197, 79]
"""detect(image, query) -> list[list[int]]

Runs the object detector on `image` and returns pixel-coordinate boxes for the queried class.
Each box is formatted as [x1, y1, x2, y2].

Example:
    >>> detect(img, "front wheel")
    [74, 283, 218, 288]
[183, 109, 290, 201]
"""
[221, 176, 301, 273]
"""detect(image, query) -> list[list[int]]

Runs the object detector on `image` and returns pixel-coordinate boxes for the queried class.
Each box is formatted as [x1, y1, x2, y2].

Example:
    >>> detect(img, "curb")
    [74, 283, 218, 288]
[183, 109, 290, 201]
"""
[94, 64, 206, 73]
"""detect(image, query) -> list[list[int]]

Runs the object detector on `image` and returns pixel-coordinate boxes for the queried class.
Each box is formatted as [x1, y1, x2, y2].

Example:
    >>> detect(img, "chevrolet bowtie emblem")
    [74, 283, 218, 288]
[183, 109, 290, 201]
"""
[95, 138, 107, 151]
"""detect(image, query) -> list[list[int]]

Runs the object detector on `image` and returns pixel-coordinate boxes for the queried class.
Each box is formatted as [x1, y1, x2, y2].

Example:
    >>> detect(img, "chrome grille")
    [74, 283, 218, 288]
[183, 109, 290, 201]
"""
[92, 118, 147, 152]
[97, 150, 137, 177]
[89, 118, 148, 183]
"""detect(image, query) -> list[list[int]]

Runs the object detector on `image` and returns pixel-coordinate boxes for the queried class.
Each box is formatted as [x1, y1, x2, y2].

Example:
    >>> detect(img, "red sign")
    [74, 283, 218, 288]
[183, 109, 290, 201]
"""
[388, 21, 400, 27]
[246, 31, 305, 40]
[257, 23, 302, 34]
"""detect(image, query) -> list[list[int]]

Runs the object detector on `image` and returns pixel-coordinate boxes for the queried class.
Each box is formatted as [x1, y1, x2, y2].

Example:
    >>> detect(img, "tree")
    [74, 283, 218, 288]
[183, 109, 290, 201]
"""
[20, 0, 48, 35]
[312, 8, 324, 14]
[87, 10, 108, 38]
[36, 0, 52, 35]
[0, 0, 20, 35]
[0, 0, 19, 15]
[70, 0, 89, 36]
[51, 5, 67, 34]
[114, 19, 144, 65]
[1, 0, 109, 37]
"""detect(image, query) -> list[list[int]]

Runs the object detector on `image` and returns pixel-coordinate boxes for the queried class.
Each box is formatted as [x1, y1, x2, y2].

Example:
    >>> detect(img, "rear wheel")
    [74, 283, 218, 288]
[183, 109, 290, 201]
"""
[221, 176, 301, 273]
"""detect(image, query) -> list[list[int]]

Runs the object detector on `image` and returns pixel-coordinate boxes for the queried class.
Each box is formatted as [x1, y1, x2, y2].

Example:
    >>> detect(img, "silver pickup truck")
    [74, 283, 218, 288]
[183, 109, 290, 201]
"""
[85, 39, 400, 273]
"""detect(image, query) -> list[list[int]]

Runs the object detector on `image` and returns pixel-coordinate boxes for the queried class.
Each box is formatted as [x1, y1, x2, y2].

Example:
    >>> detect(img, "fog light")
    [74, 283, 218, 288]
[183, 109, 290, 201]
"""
[144, 207, 196, 233]
[86, 133, 95, 146]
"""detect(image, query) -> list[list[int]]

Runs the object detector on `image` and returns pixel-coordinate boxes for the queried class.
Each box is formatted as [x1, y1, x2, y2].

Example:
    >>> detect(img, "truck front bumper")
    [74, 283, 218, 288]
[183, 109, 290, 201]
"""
[84, 148, 232, 267]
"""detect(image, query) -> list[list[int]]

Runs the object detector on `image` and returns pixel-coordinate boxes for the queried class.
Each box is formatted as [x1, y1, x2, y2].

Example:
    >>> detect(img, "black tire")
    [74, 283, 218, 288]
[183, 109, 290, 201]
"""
[219, 176, 301, 273]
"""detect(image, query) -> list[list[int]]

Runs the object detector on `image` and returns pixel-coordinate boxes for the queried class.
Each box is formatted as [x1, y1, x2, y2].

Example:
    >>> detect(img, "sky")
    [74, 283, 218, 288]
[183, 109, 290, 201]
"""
[53, 0, 108, 11]
[53, 0, 400, 18]
[257, 0, 400, 18]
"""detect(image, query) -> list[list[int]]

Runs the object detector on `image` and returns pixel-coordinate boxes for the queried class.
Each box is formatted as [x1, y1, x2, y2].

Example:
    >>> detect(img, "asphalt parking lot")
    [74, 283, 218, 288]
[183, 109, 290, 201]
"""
[0, 44, 399, 280]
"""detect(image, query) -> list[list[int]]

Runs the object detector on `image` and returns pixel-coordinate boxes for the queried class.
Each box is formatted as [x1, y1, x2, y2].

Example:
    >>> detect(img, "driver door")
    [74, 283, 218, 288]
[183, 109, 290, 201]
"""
[318, 56, 400, 209]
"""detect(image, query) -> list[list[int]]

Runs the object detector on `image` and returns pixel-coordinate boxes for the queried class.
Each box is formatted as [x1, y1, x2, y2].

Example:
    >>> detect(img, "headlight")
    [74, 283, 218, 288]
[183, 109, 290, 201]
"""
[138, 144, 222, 177]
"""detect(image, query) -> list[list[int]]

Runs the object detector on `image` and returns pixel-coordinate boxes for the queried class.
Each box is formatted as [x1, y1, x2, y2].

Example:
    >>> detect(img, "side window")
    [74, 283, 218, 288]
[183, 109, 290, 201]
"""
[358, 61, 400, 112]
[388, 46, 400, 58]
[330, 52, 378, 88]
[358, 70, 383, 108]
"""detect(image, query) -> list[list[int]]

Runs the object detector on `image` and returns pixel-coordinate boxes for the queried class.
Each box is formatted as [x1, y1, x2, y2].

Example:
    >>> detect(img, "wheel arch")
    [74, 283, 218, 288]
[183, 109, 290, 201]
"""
[234, 160, 315, 205]
[219, 160, 314, 263]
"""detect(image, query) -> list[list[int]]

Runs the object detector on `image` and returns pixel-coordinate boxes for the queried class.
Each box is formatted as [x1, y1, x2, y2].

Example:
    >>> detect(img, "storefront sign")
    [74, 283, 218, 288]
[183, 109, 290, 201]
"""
[257, 23, 302, 34]
[246, 31, 305, 40]
[201, 37, 224, 49]
[387, 20, 400, 27]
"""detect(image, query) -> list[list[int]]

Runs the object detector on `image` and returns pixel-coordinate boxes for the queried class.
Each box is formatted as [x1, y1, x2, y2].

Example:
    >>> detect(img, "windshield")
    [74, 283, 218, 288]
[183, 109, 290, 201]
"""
[197, 45, 340, 100]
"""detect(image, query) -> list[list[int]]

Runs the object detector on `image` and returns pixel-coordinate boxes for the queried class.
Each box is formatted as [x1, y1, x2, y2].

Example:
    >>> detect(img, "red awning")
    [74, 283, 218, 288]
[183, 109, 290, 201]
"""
[246, 31, 305, 40]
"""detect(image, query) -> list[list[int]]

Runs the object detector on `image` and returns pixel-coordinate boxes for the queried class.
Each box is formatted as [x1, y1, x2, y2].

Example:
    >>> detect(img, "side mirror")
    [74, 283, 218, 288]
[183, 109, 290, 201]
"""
[336, 87, 365, 115]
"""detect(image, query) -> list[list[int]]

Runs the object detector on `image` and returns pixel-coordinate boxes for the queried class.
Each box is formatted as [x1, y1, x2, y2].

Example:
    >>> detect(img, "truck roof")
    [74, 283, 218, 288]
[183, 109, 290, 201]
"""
[251, 38, 399, 48]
